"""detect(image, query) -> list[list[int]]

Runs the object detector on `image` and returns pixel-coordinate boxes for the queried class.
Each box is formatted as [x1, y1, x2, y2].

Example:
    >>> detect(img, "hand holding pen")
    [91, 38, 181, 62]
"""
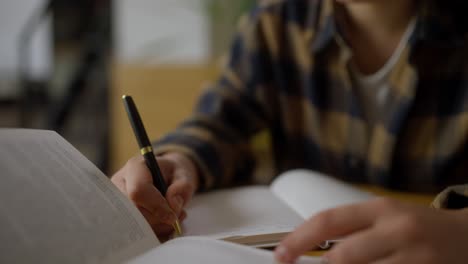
[111, 95, 200, 239]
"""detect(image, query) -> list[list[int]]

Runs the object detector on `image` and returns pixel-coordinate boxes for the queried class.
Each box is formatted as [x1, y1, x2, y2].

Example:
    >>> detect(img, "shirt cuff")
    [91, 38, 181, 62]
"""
[153, 143, 215, 192]
[432, 185, 468, 209]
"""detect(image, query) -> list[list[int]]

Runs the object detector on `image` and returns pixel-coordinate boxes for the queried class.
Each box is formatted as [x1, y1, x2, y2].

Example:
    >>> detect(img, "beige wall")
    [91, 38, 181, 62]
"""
[110, 63, 218, 173]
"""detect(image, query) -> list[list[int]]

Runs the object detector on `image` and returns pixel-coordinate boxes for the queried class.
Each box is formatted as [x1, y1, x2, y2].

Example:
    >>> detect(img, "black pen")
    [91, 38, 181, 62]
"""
[122, 95, 182, 236]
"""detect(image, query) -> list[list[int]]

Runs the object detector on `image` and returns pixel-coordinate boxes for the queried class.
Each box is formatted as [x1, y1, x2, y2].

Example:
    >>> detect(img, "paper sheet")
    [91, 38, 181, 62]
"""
[183, 186, 304, 241]
[271, 169, 373, 219]
[128, 237, 322, 264]
[0, 129, 159, 264]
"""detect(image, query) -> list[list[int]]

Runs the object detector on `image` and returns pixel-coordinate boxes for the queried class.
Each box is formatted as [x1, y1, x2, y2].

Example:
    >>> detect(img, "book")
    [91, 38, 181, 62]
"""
[0, 129, 321, 263]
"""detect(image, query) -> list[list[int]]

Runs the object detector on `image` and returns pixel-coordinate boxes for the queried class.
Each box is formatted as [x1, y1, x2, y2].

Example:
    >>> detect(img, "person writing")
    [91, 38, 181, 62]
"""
[112, 0, 468, 262]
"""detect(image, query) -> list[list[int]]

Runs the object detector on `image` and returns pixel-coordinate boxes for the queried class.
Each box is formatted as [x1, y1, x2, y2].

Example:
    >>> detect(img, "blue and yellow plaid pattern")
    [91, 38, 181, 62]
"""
[154, 0, 468, 208]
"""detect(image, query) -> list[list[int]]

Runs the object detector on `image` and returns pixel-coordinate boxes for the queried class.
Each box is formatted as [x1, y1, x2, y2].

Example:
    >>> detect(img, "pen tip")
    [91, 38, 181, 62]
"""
[173, 220, 183, 236]
[122, 95, 127, 99]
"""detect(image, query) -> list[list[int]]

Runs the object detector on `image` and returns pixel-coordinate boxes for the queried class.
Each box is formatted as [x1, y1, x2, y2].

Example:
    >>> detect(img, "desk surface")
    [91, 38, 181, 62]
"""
[360, 186, 435, 206]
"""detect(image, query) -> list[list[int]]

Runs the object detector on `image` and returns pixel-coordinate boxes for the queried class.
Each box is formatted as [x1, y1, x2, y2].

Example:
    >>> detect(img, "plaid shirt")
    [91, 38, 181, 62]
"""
[155, 0, 468, 209]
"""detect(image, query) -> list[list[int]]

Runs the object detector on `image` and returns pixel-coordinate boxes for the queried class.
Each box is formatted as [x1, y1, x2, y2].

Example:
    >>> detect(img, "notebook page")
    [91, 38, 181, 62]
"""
[128, 237, 322, 264]
[182, 186, 304, 240]
[0, 129, 159, 264]
[271, 169, 373, 219]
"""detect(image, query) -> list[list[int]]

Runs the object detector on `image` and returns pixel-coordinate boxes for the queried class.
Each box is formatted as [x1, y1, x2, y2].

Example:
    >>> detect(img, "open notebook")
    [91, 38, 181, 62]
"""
[0, 129, 322, 263]
[182, 170, 373, 247]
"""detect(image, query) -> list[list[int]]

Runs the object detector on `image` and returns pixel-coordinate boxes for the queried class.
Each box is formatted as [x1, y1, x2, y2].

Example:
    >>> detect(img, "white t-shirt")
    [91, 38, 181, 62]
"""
[350, 19, 416, 126]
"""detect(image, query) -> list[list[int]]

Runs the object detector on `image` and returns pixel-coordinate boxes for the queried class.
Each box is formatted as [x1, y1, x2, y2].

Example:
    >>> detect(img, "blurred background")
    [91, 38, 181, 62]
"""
[0, 0, 256, 175]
